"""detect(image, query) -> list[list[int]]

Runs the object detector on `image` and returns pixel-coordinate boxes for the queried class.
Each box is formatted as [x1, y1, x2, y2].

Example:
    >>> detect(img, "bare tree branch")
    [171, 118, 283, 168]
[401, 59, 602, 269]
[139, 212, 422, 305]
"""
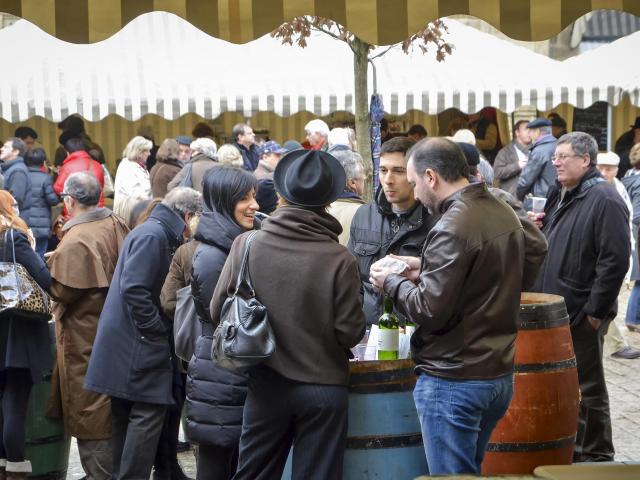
[368, 44, 400, 61]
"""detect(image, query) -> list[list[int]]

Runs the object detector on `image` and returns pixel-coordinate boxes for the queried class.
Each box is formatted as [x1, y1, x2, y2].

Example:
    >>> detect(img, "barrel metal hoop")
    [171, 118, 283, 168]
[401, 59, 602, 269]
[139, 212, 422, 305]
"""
[514, 358, 577, 373]
[25, 434, 68, 446]
[349, 368, 416, 393]
[486, 435, 575, 452]
[347, 432, 423, 449]
[518, 316, 570, 330]
[350, 368, 415, 384]
[349, 380, 416, 394]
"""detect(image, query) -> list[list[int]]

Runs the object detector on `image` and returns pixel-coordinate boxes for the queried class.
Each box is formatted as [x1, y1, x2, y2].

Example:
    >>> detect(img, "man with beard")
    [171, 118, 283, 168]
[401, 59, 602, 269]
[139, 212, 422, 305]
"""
[370, 138, 545, 475]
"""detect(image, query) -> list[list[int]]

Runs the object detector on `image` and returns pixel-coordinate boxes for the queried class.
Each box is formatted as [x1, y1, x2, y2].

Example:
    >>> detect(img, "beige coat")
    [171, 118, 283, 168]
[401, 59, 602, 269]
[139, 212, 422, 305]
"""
[167, 153, 219, 193]
[47, 209, 129, 439]
[328, 197, 366, 246]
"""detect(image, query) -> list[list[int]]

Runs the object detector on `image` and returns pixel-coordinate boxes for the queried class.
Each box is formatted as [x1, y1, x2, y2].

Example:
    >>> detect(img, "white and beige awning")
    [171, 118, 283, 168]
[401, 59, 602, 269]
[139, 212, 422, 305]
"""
[1, 0, 638, 44]
[3, 12, 636, 123]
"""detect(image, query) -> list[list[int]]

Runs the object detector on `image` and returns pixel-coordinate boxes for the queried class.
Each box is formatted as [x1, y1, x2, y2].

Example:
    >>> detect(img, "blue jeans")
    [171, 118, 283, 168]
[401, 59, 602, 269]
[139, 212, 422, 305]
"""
[625, 281, 640, 326]
[413, 372, 514, 475]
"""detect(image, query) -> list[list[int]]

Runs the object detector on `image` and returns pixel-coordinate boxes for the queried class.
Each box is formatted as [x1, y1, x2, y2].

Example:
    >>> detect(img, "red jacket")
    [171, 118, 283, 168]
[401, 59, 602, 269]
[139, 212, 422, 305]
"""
[54, 151, 105, 214]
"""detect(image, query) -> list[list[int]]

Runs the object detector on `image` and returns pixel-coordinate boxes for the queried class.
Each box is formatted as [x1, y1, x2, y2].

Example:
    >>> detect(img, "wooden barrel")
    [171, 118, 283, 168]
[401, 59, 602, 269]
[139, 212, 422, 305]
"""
[282, 359, 425, 479]
[482, 292, 580, 475]
[24, 323, 71, 479]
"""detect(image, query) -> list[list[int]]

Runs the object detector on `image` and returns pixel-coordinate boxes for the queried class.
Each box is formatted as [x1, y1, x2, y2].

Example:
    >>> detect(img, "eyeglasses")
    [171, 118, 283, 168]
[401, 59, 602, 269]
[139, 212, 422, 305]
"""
[552, 153, 584, 162]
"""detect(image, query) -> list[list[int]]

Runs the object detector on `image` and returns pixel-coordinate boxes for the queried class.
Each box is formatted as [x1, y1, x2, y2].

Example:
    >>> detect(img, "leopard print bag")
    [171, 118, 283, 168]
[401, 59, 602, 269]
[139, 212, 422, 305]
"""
[0, 229, 52, 321]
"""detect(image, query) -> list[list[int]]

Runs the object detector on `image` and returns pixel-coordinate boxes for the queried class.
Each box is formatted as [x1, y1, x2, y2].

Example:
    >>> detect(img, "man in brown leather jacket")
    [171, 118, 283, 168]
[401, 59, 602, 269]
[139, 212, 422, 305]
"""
[371, 138, 546, 475]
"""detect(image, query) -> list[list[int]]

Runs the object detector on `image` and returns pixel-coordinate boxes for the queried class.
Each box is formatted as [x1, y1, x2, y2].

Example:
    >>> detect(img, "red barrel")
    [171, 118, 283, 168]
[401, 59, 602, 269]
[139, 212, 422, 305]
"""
[482, 293, 580, 475]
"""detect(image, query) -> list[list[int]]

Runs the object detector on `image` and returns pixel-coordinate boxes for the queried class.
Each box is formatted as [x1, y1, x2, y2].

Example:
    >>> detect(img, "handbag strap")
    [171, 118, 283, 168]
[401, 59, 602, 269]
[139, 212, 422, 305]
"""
[9, 229, 17, 265]
[7, 229, 24, 299]
[234, 231, 258, 295]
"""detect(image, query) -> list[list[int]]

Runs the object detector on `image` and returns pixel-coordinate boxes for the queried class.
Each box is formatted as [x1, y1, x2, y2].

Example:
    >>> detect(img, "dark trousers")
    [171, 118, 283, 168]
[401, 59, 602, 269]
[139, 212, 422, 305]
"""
[197, 444, 238, 480]
[111, 397, 167, 480]
[232, 368, 348, 480]
[154, 372, 186, 475]
[0, 368, 33, 462]
[571, 319, 614, 462]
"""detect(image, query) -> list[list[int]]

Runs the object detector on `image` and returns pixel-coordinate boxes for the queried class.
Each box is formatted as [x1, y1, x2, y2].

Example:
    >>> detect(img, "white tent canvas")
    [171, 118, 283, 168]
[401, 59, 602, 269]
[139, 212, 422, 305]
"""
[0, 12, 632, 123]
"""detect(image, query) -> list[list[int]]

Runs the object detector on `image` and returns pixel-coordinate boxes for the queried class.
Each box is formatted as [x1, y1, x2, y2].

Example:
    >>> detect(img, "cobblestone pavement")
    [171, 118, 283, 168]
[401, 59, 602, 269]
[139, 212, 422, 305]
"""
[65, 287, 640, 478]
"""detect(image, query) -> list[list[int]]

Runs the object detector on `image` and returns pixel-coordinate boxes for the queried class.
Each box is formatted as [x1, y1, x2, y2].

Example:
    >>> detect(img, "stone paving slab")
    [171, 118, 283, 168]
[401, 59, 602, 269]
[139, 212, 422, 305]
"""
[65, 287, 640, 478]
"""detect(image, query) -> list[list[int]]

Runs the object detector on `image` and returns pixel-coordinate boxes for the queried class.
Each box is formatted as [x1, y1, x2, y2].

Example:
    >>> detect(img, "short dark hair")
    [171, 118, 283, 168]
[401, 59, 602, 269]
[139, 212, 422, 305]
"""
[407, 124, 427, 137]
[202, 166, 258, 220]
[380, 136, 415, 157]
[63, 172, 102, 206]
[58, 114, 85, 135]
[231, 123, 249, 142]
[408, 138, 468, 183]
[192, 122, 215, 139]
[513, 120, 529, 135]
[14, 126, 38, 140]
[24, 147, 47, 167]
[6, 137, 25, 157]
[64, 137, 86, 153]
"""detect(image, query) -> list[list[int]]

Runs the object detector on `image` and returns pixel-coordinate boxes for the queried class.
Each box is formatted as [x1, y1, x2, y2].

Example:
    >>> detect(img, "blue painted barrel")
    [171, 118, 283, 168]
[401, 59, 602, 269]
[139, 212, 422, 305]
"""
[283, 359, 426, 479]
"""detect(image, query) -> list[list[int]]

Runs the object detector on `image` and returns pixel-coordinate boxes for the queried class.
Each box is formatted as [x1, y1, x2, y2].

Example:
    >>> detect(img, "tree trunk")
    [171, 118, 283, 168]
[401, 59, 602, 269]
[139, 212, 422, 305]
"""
[352, 37, 374, 202]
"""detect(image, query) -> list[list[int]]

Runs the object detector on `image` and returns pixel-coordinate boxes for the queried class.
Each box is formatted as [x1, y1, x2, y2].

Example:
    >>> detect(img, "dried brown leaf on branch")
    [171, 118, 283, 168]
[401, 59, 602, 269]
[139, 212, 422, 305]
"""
[272, 15, 451, 63]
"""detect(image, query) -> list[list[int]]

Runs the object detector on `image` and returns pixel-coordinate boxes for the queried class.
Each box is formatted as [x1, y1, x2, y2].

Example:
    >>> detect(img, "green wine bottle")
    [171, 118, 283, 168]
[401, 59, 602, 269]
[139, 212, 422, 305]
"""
[378, 295, 399, 360]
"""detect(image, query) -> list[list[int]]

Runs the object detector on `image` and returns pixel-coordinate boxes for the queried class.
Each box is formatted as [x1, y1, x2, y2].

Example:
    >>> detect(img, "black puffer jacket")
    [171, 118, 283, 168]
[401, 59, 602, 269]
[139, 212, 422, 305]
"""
[185, 210, 255, 447]
[348, 186, 438, 325]
[27, 167, 59, 239]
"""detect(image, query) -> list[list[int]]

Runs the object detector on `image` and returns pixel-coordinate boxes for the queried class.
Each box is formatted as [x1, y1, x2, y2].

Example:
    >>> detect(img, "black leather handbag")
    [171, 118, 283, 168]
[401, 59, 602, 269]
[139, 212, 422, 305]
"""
[212, 231, 275, 372]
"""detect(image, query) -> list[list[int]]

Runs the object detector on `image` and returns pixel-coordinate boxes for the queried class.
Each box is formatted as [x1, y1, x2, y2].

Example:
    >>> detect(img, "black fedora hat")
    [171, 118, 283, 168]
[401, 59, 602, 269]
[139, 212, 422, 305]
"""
[274, 149, 346, 208]
[631, 116, 640, 129]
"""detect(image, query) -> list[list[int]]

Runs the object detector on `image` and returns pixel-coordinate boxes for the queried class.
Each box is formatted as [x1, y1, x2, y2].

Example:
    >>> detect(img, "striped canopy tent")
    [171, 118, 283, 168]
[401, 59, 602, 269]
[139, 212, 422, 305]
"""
[1, 0, 639, 44]
[562, 28, 640, 107]
[0, 13, 618, 123]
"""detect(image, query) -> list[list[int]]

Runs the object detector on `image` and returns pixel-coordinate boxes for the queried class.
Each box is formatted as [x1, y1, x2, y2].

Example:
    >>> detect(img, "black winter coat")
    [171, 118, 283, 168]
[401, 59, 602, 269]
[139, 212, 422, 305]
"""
[27, 167, 59, 239]
[533, 167, 630, 326]
[0, 229, 51, 381]
[348, 187, 438, 325]
[233, 142, 259, 171]
[1, 157, 32, 223]
[84, 204, 185, 405]
[185, 210, 251, 447]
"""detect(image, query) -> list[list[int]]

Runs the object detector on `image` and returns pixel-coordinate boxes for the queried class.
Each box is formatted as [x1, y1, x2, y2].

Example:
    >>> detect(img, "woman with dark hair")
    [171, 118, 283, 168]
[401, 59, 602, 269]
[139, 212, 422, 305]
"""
[24, 148, 59, 257]
[185, 166, 259, 480]
[209, 150, 365, 479]
[0, 190, 51, 479]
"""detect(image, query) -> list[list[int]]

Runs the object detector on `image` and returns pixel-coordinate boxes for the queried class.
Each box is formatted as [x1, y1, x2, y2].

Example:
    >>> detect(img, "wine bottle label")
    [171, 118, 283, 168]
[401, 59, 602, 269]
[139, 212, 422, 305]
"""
[378, 328, 399, 352]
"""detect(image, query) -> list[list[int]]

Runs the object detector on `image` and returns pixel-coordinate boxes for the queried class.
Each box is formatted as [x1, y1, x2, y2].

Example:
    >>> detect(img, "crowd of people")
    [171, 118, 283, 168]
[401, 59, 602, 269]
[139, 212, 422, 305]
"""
[0, 112, 636, 479]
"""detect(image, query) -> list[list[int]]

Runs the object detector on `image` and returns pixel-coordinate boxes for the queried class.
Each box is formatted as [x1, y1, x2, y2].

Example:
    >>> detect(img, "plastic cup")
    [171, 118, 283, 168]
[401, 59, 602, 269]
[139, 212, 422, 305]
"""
[531, 197, 546, 214]
[352, 344, 377, 361]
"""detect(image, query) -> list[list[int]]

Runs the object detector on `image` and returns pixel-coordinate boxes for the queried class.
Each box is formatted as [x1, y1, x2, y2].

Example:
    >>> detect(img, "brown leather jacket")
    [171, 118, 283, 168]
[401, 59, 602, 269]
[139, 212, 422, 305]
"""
[384, 182, 546, 380]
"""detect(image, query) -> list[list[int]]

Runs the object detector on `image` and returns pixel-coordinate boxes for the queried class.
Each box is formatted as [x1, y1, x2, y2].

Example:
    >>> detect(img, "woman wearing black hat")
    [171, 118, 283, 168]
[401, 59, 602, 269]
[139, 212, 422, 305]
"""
[209, 150, 366, 480]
